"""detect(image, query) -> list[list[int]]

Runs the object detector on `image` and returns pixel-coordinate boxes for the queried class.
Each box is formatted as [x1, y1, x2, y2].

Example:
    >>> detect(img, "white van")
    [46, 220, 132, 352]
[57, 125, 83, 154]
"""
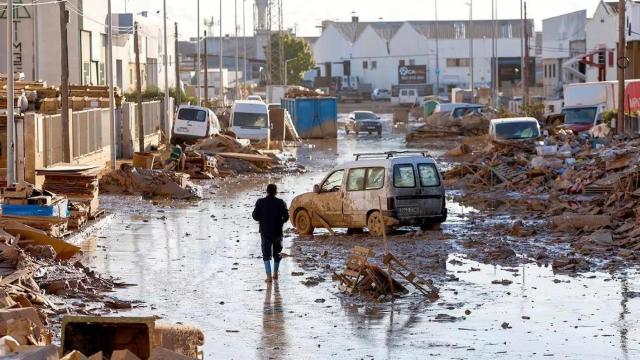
[489, 117, 541, 142]
[172, 105, 221, 144]
[399, 89, 419, 106]
[229, 100, 270, 145]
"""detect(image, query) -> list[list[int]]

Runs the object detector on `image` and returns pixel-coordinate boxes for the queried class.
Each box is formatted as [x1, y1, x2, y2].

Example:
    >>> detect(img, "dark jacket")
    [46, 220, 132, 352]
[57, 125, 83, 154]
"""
[252, 195, 289, 237]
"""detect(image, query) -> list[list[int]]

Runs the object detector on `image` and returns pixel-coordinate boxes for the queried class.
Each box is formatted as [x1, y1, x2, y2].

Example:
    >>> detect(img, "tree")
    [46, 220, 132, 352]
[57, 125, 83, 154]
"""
[266, 32, 315, 85]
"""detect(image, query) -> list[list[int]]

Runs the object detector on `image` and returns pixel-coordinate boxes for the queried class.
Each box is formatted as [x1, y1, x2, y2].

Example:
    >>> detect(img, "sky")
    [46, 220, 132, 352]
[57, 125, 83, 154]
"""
[117, 0, 601, 40]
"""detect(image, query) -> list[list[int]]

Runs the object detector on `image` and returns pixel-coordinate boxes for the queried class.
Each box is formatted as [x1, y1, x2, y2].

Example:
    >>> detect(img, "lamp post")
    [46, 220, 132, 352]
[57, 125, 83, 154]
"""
[163, 0, 170, 139]
[107, 0, 116, 168]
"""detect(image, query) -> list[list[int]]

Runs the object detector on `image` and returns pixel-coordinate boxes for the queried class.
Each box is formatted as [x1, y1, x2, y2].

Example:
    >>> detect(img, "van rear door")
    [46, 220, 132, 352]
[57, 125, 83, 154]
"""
[174, 107, 209, 138]
[392, 163, 443, 218]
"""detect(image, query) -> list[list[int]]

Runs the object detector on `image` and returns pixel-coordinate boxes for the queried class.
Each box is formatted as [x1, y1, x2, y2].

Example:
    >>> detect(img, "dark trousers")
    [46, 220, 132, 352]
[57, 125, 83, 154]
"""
[261, 234, 283, 262]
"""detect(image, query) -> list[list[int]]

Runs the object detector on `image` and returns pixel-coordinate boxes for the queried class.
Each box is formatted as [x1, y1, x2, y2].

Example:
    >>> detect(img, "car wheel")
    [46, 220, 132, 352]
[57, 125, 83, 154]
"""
[355, 131, 359, 135]
[377, 131, 382, 136]
[368, 131, 372, 135]
[367, 211, 389, 237]
[346, 228, 363, 235]
[295, 209, 315, 235]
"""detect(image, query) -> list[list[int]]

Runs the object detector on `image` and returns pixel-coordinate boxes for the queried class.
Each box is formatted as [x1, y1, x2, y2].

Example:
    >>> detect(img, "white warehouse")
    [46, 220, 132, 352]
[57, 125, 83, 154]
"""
[312, 18, 536, 95]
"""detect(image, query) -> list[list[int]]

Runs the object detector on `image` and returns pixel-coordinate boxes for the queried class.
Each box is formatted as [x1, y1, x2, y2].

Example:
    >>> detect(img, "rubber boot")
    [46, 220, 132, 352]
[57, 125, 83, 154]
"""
[264, 261, 272, 283]
[273, 261, 280, 280]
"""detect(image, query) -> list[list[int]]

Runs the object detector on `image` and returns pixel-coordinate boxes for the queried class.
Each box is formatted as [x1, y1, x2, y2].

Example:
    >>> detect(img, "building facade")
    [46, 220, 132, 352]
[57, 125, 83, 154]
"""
[542, 10, 587, 98]
[312, 18, 536, 95]
[0, 0, 176, 92]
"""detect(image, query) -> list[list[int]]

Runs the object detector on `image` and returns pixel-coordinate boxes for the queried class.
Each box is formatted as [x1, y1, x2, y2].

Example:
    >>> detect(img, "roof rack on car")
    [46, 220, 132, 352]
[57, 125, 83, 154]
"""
[354, 151, 431, 160]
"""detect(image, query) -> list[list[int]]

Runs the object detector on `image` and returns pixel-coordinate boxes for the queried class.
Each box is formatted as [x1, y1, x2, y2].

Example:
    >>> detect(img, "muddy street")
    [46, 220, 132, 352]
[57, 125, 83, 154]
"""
[87, 115, 640, 359]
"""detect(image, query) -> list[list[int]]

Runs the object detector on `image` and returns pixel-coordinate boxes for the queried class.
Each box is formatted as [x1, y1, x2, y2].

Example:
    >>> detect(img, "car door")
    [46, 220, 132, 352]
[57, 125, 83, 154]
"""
[343, 167, 386, 227]
[417, 163, 445, 215]
[314, 169, 346, 226]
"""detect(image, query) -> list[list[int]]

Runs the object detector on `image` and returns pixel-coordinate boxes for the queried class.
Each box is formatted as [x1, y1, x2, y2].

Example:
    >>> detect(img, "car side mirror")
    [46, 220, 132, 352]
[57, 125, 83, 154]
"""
[313, 184, 321, 193]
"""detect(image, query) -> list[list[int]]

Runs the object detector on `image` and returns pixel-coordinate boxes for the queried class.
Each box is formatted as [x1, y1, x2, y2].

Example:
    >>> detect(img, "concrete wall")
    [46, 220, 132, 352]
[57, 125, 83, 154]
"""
[542, 10, 587, 59]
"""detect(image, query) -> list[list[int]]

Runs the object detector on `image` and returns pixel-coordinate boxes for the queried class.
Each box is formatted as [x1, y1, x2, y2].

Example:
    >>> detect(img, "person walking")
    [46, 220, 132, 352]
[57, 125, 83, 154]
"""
[252, 184, 289, 282]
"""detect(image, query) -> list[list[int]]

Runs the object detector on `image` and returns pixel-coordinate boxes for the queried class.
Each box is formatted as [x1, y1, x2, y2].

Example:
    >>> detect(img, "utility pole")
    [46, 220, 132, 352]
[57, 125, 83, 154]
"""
[59, 0, 70, 163]
[204, 30, 209, 102]
[492, 0, 499, 106]
[468, 0, 474, 99]
[523, 2, 530, 106]
[196, 0, 201, 105]
[162, 0, 169, 140]
[107, 0, 116, 169]
[175, 22, 181, 109]
[618, 0, 626, 133]
[434, 0, 440, 96]
[235, 0, 239, 100]
[219, 0, 224, 104]
[134, 22, 145, 152]
[7, 0, 15, 184]
[520, 0, 525, 95]
[243, 0, 247, 89]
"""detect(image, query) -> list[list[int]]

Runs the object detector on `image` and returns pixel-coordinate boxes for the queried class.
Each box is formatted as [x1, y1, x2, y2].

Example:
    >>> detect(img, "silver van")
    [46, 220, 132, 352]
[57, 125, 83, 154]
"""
[289, 151, 447, 236]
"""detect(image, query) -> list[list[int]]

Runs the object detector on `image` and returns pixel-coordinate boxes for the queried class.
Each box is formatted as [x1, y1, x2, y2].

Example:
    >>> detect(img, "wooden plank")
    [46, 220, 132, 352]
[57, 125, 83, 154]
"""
[217, 152, 273, 163]
[311, 211, 336, 235]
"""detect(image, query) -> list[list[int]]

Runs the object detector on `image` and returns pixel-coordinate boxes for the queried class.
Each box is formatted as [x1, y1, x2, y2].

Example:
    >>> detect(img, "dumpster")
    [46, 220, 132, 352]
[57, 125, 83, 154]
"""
[281, 97, 337, 139]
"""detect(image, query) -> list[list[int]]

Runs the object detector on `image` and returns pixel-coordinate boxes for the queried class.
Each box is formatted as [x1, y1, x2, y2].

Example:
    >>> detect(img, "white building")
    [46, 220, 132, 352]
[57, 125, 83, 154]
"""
[542, 10, 587, 98]
[0, 1, 176, 92]
[312, 18, 535, 95]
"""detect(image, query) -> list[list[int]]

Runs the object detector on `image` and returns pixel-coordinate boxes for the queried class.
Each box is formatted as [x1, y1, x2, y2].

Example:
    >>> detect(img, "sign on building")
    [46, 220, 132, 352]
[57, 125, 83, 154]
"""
[398, 65, 427, 85]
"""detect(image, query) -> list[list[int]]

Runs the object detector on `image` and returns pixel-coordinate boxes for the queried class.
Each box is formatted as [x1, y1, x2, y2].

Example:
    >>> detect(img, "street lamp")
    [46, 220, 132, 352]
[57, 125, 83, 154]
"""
[284, 58, 296, 86]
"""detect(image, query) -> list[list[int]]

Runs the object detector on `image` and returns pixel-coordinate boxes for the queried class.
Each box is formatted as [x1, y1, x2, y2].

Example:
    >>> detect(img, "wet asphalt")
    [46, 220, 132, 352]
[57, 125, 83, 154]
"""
[84, 115, 640, 360]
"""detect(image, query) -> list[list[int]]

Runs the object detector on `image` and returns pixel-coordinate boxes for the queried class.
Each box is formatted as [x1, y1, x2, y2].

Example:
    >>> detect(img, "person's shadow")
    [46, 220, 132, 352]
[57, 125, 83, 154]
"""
[260, 282, 288, 359]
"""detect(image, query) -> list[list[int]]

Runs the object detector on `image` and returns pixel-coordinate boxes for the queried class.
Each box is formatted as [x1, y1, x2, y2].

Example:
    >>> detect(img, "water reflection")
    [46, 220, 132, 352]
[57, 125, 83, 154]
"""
[260, 282, 288, 359]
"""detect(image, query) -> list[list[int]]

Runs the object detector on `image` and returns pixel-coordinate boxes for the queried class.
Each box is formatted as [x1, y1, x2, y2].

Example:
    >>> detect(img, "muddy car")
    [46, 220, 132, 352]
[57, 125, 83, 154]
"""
[289, 151, 447, 236]
[345, 111, 383, 136]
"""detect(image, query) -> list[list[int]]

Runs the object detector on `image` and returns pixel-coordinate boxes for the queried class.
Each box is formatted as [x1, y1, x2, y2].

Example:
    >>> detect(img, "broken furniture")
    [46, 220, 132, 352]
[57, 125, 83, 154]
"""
[1, 182, 69, 237]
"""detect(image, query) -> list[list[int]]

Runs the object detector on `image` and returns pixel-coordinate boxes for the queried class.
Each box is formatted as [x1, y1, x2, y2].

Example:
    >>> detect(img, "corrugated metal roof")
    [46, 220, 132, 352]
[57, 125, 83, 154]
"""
[409, 19, 533, 39]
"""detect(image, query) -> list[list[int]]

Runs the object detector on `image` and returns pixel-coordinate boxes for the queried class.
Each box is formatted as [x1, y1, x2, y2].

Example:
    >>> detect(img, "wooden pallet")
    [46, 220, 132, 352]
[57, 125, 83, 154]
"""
[383, 252, 439, 300]
[336, 246, 374, 294]
[490, 164, 528, 184]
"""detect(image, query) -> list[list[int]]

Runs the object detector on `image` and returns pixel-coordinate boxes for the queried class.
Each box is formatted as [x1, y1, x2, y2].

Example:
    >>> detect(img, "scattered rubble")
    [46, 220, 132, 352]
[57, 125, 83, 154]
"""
[100, 164, 202, 200]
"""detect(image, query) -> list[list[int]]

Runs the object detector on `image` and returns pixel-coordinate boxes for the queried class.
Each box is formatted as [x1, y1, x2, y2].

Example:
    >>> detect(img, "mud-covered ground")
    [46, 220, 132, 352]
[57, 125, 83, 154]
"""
[84, 115, 640, 359]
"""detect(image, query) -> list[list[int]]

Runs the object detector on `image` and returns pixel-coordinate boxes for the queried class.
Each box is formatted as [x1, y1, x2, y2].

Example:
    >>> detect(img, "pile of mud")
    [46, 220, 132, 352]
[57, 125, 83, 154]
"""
[407, 109, 497, 144]
[100, 164, 202, 200]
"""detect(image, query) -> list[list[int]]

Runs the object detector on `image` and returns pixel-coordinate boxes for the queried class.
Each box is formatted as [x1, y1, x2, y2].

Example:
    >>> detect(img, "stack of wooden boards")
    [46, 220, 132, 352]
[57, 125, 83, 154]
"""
[0, 182, 69, 237]
[36, 165, 102, 230]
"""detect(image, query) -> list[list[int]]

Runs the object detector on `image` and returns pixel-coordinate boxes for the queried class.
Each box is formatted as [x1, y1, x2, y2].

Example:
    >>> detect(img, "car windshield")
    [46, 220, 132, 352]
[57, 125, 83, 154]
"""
[178, 108, 207, 122]
[563, 107, 597, 125]
[233, 112, 268, 128]
[354, 112, 377, 120]
[494, 122, 540, 140]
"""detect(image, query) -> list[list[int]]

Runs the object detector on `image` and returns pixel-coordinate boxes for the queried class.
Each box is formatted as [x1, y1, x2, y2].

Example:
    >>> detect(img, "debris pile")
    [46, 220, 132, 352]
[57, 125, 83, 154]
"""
[284, 87, 327, 99]
[407, 108, 497, 144]
[1, 182, 69, 237]
[100, 164, 203, 200]
[334, 247, 439, 300]
[444, 130, 640, 269]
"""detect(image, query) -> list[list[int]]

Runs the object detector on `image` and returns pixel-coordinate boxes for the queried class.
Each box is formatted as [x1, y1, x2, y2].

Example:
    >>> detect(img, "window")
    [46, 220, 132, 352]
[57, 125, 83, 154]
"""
[552, 64, 556, 78]
[363, 61, 368, 70]
[347, 169, 367, 191]
[393, 164, 416, 188]
[371, 61, 377, 70]
[321, 170, 344, 192]
[544, 64, 548, 78]
[399, 60, 406, 66]
[232, 112, 268, 128]
[365, 168, 385, 190]
[347, 168, 385, 191]
[446, 58, 470, 68]
[178, 108, 207, 122]
[500, 23, 512, 38]
[418, 164, 440, 187]
[454, 23, 466, 39]
[409, 59, 416, 66]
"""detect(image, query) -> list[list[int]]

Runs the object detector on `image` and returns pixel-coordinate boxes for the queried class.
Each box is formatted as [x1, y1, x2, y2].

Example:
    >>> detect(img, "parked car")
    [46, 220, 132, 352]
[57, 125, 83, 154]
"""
[229, 100, 270, 146]
[345, 111, 383, 136]
[289, 151, 447, 236]
[371, 88, 391, 101]
[171, 105, 221, 144]
[489, 117, 541, 142]
[398, 88, 419, 106]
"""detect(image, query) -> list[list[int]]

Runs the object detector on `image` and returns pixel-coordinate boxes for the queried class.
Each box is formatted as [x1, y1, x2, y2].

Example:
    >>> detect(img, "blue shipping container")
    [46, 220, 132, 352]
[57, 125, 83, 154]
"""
[281, 97, 338, 139]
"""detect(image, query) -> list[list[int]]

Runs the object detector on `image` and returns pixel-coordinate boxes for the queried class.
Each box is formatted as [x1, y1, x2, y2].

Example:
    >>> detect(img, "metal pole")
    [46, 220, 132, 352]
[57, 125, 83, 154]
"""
[107, 0, 116, 169]
[196, 0, 201, 105]
[468, 0, 474, 98]
[434, 0, 440, 96]
[520, 0, 525, 93]
[163, 0, 169, 140]
[618, 0, 626, 133]
[204, 30, 209, 102]
[219, 0, 224, 104]
[175, 22, 181, 110]
[7, 0, 15, 184]
[523, 1, 530, 106]
[59, 0, 70, 164]
[243, 0, 247, 88]
[235, 0, 239, 100]
[134, 22, 145, 152]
